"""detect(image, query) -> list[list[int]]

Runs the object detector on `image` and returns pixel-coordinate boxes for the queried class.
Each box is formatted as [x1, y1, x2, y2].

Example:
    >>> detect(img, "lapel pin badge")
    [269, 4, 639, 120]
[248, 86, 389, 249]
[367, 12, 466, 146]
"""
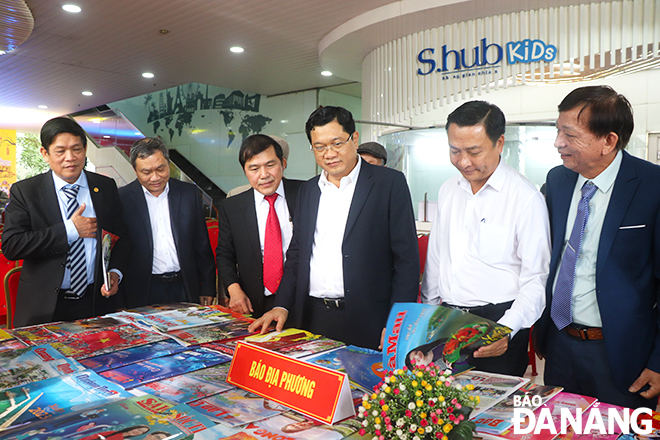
[94, 187, 99, 192]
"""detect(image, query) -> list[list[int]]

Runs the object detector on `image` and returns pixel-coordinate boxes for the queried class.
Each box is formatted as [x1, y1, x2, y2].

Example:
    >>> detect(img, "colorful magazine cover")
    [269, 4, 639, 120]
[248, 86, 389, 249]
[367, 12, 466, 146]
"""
[48, 323, 168, 360]
[383, 303, 512, 373]
[79, 340, 188, 372]
[226, 328, 321, 351]
[336, 346, 385, 393]
[134, 306, 239, 332]
[169, 319, 256, 346]
[0, 339, 26, 353]
[2, 394, 183, 440]
[188, 410, 363, 440]
[453, 370, 529, 418]
[44, 317, 125, 337]
[8, 324, 60, 346]
[0, 370, 132, 433]
[278, 338, 345, 359]
[0, 344, 86, 391]
[474, 383, 563, 434]
[99, 348, 232, 389]
[187, 389, 285, 427]
[134, 366, 235, 403]
[0, 329, 14, 341]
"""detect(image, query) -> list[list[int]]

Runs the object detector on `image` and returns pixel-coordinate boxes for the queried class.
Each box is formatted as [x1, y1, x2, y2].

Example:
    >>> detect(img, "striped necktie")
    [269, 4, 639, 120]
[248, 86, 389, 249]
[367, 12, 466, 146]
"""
[62, 185, 88, 298]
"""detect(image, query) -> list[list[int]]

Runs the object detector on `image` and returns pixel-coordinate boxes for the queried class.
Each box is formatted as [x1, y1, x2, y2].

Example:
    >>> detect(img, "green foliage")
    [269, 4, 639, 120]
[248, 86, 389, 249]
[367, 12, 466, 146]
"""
[17, 133, 48, 180]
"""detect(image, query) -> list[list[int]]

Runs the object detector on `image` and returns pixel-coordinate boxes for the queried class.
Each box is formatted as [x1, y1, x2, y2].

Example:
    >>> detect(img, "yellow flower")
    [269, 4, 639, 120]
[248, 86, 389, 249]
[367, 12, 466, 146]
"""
[466, 384, 475, 390]
[443, 436, 448, 440]
[415, 390, 422, 397]
[436, 381, 442, 387]
[416, 371, 423, 378]
[382, 404, 389, 411]
[416, 400, 423, 407]
[364, 403, 371, 410]
[385, 386, 391, 393]
[390, 376, 397, 383]
[371, 393, 377, 399]
[425, 384, 432, 391]
[443, 423, 453, 433]
[421, 380, 427, 387]
[438, 396, 445, 402]
[438, 419, 444, 425]
[421, 412, 427, 419]
[412, 380, 418, 387]
[476, 396, 481, 403]
[418, 428, 425, 435]
[375, 417, 381, 424]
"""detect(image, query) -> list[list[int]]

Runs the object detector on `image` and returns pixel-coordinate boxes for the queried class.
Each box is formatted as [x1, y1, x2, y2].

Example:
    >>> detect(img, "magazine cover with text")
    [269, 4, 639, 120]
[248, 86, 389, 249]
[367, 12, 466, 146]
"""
[383, 303, 512, 373]
[79, 340, 188, 372]
[134, 366, 235, 403]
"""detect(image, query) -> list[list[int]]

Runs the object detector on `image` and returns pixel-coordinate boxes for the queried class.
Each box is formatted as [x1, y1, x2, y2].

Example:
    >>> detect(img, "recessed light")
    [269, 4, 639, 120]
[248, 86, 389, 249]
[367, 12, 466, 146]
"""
[82, 91, 93, 96]
[62, 4, 81, 13]
[38, 105, 48, 109]
[90, 118, 102, 123]
[103, 135, 110, 138]
[321, 70, 332, 76]
[0, 50, 5, 56]
[230, 46, 244, 53]
[134, 132, 141, 136]
[280, 120, 288, 124]
[142, 72, 154, 78]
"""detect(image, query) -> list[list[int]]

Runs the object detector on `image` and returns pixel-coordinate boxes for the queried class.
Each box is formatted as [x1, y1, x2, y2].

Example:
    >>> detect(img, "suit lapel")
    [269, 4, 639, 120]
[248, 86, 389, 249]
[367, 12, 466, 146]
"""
[130, 180, 154, 251]
[344, 162, 374, 239]
[168, 181, 181, 248]
[242, 189, 262, 266]
[39, 171, 63, 226]
[596, 152, 639, 273]
[282, 178, 296, 220]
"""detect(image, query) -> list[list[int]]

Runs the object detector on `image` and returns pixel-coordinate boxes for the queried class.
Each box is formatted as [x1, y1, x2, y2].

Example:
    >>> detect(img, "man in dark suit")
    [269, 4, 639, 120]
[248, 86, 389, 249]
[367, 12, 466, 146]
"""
[217, 134, 303, 318]
[2, 117, 130, 326]
[250, 106, 419, 350]
[118, 137, 215, 307]
[535, 86, 660, 408]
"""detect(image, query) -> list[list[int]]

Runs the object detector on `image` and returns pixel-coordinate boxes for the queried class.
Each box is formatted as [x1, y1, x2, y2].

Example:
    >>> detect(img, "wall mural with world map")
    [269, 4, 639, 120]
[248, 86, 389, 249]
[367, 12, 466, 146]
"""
[110, 83, 318, 192]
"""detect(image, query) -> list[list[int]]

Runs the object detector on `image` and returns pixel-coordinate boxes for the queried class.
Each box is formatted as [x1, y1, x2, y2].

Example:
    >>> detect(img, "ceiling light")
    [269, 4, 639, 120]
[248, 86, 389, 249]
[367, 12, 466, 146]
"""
[230, 46, 244, 53]
[62, 5, 81, 13]
[0, 50, 5, 56]
[142, 72, 154, 78]
[134, 132, 141, 135]
[89, 118, 102, 123]
[82, 91, 93, 96]
[103, 135, 110, 138]
[38, 105, 48, 109]
[321, 70, 332, 76]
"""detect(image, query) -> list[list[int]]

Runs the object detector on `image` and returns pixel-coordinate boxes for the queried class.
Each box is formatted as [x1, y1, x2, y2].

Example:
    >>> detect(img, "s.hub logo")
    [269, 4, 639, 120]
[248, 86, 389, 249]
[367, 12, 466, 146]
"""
[416, 38, 557, 76]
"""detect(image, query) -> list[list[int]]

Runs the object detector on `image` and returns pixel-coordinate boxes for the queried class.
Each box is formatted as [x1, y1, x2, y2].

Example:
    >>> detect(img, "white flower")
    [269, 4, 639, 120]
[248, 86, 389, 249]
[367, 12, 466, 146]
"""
[455, 384, 462, 390]
[363, 420, 369, 427]
[375, 424, 381, 430]
[397, 429, 403, 436]
[380, 392, 386, 398]
[400, 384, 406, 391]
[408, 402, 416, 410]
[444, 369, 452, 376]
[363, 394, 369, 401]
[410, 424, 418, 431]
[373, 410, 378, 416]
[397, 418, 405, 427]
[414, 436, 421, 440]
[385, 376, 390, 383]
[426, 426, 433, 433]
[439, 376, 446, 382]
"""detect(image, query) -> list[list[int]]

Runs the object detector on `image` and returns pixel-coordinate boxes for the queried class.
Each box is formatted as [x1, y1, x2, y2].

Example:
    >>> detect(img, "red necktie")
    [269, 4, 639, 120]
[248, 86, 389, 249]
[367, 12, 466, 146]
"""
[263, 193, 283, 294]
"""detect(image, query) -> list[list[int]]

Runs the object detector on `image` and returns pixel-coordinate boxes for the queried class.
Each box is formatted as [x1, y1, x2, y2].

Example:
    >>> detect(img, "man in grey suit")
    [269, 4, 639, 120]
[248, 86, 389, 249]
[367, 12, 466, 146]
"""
[119, 137, 215, 307]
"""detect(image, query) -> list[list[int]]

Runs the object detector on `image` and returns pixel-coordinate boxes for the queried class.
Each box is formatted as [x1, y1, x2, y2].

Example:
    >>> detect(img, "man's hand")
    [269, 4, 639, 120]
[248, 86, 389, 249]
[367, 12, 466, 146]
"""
[248, 308, 288, 334]
[199, 296, 214, 306]
[101, 272, 119, 298]
[629, 368, 660, 400]
[378, 328, 386, 350]
[473, 335, 509, 358]
[71, 204, 97, 238]
[227, 284, 253, 315]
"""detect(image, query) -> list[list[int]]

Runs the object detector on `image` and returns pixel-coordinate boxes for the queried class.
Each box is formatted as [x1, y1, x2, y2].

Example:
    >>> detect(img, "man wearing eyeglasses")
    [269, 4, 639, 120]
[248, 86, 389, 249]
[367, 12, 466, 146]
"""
[249, 106, 419, 350]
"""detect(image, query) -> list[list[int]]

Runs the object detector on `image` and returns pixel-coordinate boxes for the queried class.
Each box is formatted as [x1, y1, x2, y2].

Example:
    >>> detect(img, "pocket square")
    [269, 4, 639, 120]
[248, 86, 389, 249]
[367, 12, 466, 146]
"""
[619, 224, 646, 229]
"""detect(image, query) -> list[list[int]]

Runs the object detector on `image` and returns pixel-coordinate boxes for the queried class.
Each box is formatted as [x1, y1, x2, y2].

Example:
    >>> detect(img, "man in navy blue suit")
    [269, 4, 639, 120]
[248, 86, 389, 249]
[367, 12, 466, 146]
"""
[249, 106, 419, 350]
[535, 86, 660, 408]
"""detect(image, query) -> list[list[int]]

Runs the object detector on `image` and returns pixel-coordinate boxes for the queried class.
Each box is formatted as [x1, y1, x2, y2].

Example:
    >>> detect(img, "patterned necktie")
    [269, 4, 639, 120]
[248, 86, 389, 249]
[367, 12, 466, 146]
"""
[263, 193, 283, 294]
[62, 185, 87, 298]
[551, 181, 598, 330]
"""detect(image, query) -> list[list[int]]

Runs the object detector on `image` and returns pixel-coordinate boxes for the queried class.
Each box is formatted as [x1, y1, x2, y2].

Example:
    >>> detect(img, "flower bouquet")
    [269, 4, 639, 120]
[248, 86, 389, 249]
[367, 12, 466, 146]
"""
[358, 361, 478, 440]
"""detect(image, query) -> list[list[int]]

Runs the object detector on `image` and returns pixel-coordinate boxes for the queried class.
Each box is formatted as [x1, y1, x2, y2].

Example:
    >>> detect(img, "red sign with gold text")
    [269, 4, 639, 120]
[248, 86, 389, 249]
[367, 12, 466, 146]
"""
[227, 341, 353, 424]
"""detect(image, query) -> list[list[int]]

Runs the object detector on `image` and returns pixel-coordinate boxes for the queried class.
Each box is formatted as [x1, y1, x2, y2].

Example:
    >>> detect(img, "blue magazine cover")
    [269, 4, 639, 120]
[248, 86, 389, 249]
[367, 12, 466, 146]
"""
[382, 303, 511, 373]
[79, 340, 188, 372]
[99, 348, 231, 389]
[135, 365, 234, 403]
[0, 370, 132, 433]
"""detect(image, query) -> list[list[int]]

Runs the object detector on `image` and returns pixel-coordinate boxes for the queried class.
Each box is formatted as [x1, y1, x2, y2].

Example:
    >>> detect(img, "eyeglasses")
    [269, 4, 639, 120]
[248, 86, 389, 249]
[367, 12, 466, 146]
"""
[310, 134, 353, 154]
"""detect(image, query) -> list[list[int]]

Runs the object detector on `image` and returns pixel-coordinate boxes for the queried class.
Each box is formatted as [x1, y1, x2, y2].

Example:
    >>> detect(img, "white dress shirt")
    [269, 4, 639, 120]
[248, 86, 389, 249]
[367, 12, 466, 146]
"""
[421, 159, 551, 335]
[54, 172, 97, 288]
[142, 182, 181, 275]
[553, 150, 622, 327]
[309, 158, 362, 299]
[254, 180, 293, 295]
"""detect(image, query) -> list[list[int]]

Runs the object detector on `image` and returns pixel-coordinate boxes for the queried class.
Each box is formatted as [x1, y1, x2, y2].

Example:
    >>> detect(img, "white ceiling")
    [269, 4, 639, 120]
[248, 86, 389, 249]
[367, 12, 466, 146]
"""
[0, 0, 604, 132]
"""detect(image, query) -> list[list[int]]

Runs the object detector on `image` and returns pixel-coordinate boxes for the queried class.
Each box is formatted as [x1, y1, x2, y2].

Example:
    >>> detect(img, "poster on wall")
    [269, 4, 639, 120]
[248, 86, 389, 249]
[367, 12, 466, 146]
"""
[0, 129, 17, 197]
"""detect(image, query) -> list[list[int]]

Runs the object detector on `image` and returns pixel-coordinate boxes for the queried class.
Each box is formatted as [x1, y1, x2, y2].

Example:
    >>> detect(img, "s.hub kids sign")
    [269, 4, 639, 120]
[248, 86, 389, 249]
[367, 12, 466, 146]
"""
[417, 37, 557, 77]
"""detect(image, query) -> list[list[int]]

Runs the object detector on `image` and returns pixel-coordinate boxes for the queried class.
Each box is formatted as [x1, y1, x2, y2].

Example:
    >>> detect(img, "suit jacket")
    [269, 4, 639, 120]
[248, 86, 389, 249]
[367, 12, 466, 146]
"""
[1, 170, 130, 326]
[118, 178, 216, 307]
[275, 160, 420, 349]
[217, 178, 303, 317]
[536, 151, 660, 392]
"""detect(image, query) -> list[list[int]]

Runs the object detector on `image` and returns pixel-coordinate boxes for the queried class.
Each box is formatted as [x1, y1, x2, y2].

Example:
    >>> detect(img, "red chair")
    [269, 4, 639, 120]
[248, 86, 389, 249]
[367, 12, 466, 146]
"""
[0, 253, 20, 327]
[417, 234, 430, 303]
[4, 266, 20, 329]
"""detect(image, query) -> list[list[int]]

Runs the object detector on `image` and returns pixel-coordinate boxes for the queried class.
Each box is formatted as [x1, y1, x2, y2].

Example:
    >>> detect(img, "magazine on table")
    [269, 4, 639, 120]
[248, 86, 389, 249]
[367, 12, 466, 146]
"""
[47, 323, 168, 359]
[0, 344, 86, 391]
[187, 389, 286, 427]
[79, 339, 188, 372]
[0, 370, 132, 433]
[99, 347, 232, 389]
[473, 383, 563, 434]
[169, 319, 257, 346]
[132, 306, 243, 332]
[133, 367, 235, 403]
[44, 316, 125, 337]
[452, 370, 529, 418]
[301, 345, 384, 393]
[223, 328, 321, 351]
[383, 302, 512, 374]
[278, 337, 345, 358]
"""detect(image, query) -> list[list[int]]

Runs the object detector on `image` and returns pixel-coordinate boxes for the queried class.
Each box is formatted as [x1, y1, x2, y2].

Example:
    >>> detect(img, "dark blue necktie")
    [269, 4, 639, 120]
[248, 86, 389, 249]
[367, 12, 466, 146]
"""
[62, 185, 87, 297]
